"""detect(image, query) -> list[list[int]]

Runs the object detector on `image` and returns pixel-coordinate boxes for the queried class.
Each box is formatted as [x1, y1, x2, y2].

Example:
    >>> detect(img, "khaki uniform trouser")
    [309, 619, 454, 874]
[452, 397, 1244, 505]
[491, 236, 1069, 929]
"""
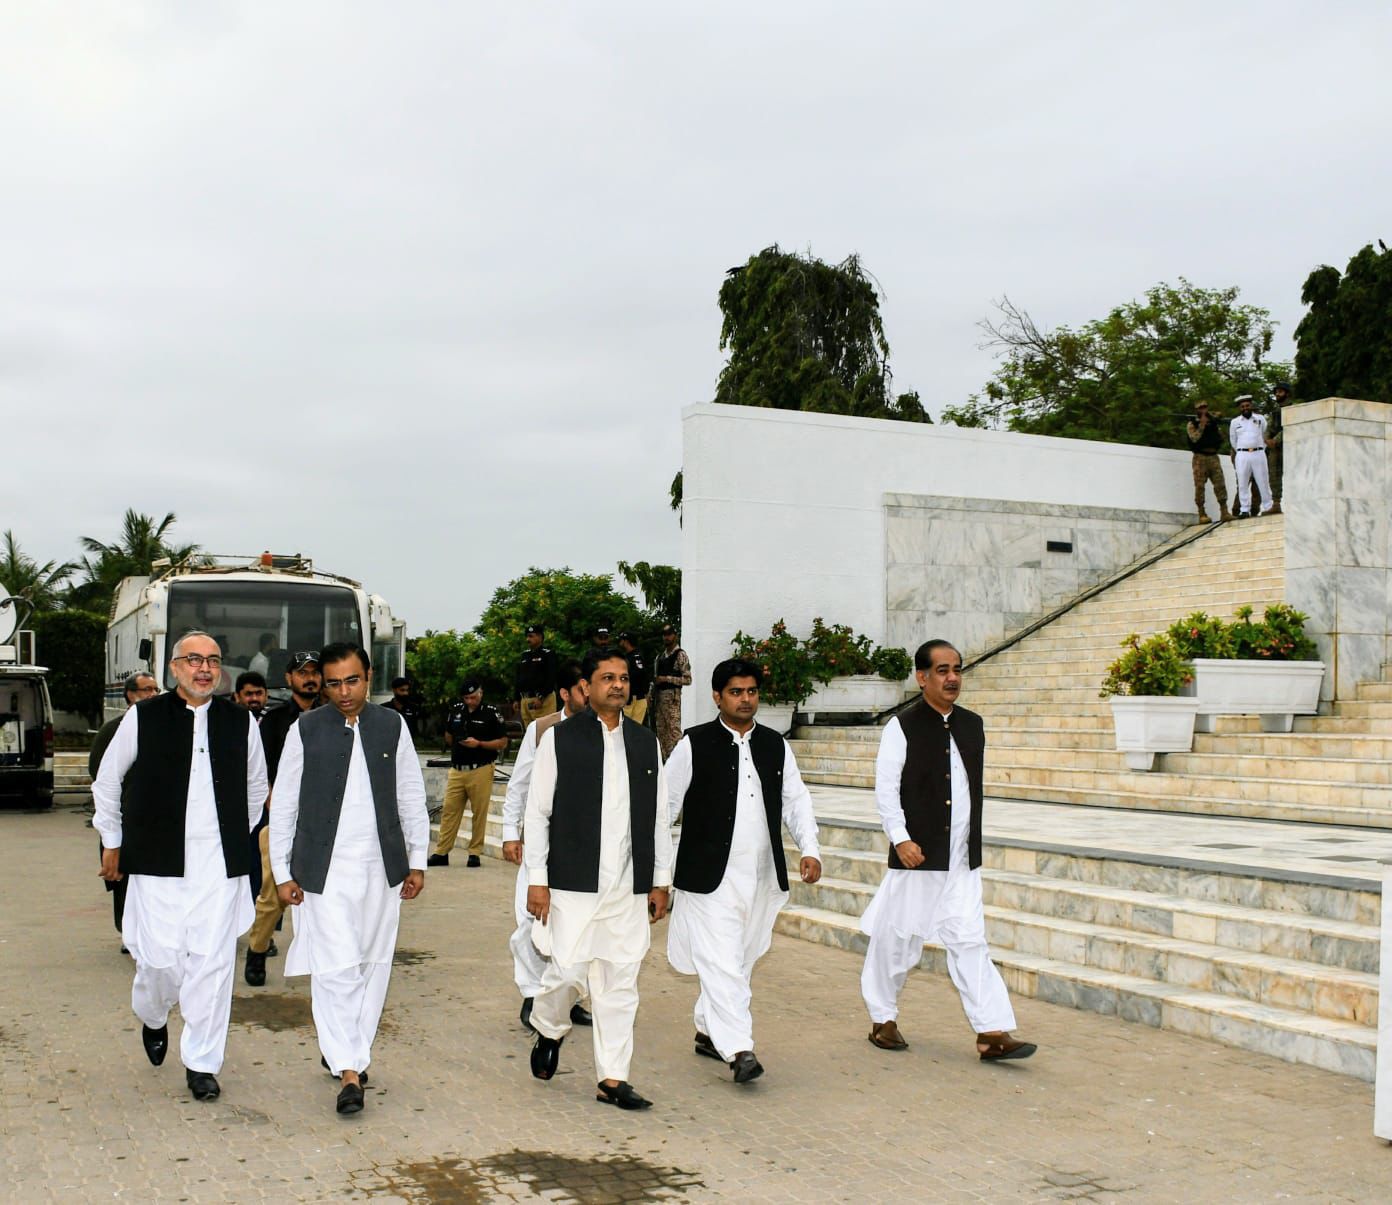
[622, 697, 648, 724]
[1268, 447, 1282, 507]
[1191, 453, 1227, 514]
[520, 693, 557, 727]
[248, 826, 283, 954]
[436, 764, 494, 857]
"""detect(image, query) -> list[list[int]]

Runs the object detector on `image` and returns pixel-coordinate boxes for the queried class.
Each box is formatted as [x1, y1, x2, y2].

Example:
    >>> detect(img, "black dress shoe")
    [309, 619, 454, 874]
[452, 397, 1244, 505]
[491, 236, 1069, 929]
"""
[520, 998, 536, 1032]
[266, 938, 278, 957]
[595, 1080, 652, 1110]
[466, 854, 482, 868]
[730, 1051, 764, 1084]
[320, 1056, 367, 1086]
[186, 1070, 220, 1100]
[530, 1033, 563, 1080]
[244, 948, 267, 987]
[141, 1024, 169, 1067]
[569, 1003, 593, 1027]
[336, 1081, 365, 1114]
[693, 1032, 723, 1061]
[427, 853, 449, 867]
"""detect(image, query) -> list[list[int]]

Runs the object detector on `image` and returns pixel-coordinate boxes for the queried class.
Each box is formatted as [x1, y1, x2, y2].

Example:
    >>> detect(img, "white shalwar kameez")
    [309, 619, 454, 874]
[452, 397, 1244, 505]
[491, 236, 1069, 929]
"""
[524, 717, 672, 1083]
[270, 714, 429, 1076]
[501, 714, 554, 999]
[859, 714, 1015, 1033]
[665, 721, 820, 1061]
[92, 703, 267, 1074]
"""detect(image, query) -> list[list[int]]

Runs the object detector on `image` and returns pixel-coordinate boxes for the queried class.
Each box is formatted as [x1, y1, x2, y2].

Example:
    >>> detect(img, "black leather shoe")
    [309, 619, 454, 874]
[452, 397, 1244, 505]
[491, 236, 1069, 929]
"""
[520, 998, 535, 1032]
[427, 853, 449, 867]
[730, 1051, 764, 1084]
[693, 1032, 722, 1061]
[320, 1056, 367, 1086]
[244, 948, 267, 987]
[569, 1003, 593, 1027]
[595, 1080, 652, 1110]
[466, 854, 482, 868]
[186, 1070, 220, 1100]
[141, 1024, 169, 1067]
[530, 1033, 563, 1080]
[336, 1081, 365, 1114]
[266, 939, 278, 957]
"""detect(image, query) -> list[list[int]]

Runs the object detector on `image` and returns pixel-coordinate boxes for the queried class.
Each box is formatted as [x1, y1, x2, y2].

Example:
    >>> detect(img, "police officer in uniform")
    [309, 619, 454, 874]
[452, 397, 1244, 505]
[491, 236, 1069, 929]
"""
[381, 676, 423, 738]
[515, 626, 558, 727]
[618, 632, 650, 725]
[428, 680, 508, 868]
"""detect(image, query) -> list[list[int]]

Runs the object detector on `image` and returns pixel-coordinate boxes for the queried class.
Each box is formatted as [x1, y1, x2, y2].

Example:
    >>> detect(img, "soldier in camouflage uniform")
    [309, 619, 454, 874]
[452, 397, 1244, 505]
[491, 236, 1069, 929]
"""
[650, 624, 692, 760]
[1266, 383, 1290, 515]
[1185, 401, 1231, 523]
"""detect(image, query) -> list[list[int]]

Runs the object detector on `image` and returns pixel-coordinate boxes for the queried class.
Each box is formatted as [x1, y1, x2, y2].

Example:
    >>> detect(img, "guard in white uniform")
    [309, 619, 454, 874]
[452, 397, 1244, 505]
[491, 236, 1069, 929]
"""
[860, 639, 1036, 1063]
[1229, 394, 1273, 518]
[269, 642, 429, 1115]
[666, 657, 821, 1083]
[94, 631, 268, 1102]
[524, 649, 673, 1110]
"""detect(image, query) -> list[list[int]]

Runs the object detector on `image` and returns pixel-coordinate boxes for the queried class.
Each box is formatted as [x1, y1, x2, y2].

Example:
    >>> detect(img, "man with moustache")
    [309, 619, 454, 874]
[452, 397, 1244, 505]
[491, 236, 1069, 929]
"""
[1228, 394, 1274, 519]
[93, 631, 268, 1101]
[860, 639, 1036, 1064]
[525, 648, 673, 1110]
[666, 658, 821, 1083]
[244, 651, 324, 988]
[234, 672, 269, 720]
[501, 660, 592, 1031]
[270, 643, 429, 1114]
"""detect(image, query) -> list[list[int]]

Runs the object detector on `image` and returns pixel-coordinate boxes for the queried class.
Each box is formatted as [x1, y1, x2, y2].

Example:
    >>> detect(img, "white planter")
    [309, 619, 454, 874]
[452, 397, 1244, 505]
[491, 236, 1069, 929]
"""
[1108, 695, 1201, 772]
[801, 675, 907, 723]
[756, 703, 796, 735]
[1181, 659, 1325, 734]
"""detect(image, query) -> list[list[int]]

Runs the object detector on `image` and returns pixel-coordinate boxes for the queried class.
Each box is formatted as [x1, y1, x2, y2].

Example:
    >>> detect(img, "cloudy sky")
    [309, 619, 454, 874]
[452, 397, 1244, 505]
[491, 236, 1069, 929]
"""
[4, 2, 1388, 633]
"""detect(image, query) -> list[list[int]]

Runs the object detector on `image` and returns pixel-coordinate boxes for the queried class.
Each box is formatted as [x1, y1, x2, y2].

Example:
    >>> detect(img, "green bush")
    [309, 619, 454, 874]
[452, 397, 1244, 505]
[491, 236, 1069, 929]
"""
[1228, 604, 1319, 661]
[30, 609, 106, 719]
[1165, 612, 1234, 660]
[731, 620, 817, 707]
[730, 618, 913, 707]
[1099, 632, 1193, 698]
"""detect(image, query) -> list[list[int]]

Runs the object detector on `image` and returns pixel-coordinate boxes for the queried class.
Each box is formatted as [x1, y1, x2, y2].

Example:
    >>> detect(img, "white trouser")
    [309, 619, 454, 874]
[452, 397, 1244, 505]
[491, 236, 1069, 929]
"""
[693, 952, 757, 1061]
[1234, 449, 1271, 515]
[132, 945, 238, 1074]
[530, 956, 641, 1083]
[861, 926, 1016, 1034]
[312, 961, 394, 1075]
[511, 865, 549, 998]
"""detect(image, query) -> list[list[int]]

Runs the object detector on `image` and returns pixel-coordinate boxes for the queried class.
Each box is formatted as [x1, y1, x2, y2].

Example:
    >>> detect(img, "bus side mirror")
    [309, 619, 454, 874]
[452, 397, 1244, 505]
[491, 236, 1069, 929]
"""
[138, 638, 152, 662]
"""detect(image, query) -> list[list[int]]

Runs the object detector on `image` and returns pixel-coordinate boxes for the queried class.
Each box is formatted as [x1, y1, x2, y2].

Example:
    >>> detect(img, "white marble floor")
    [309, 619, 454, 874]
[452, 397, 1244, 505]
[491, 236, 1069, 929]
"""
[808, 784, 1392, 882]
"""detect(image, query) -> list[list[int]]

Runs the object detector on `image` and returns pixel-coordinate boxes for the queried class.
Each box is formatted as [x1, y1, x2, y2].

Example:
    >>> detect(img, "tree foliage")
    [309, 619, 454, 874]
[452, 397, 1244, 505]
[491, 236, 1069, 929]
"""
[943, 281, 1290, 449]
[1294, 242, 1392, 403]
[1, 531, 76, 612]
[68, 509, 202, 613]
[616, 561, 680, 629]
[715, 245, 931, 423]
[31, 609, 106, 719]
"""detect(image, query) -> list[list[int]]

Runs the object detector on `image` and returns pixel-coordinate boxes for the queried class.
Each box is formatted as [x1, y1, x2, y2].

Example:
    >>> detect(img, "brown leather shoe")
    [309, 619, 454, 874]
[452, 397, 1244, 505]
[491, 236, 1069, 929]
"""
[976, 1031, 1037, 1060]
[868, 1020, 908, 1050]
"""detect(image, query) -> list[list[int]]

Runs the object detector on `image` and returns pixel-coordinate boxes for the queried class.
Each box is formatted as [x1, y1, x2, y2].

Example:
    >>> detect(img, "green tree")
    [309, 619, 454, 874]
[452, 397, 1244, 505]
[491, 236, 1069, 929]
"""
[68, 510, 201, 612]
[30, 609, 106, 719]
[616, 561, 680, 629]
[715, 245, 931, 423]
[943, 281, 1290, 448]
[1, 531, 76, 611]
[1294, 242, 1392, 403]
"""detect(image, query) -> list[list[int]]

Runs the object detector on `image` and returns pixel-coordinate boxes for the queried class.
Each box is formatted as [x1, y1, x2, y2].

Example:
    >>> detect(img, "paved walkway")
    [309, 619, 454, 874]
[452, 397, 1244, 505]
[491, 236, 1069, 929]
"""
[3, 806, 1389, 1203]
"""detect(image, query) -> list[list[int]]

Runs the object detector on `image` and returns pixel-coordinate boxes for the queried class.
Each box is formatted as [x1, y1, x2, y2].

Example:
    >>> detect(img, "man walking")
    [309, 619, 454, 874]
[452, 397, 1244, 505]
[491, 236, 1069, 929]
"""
[1184, 402, 1231, 523]
[860, 639, 1035, 1064]
[1229, 394, 1273, 519]
[501, 660, 592, 1031]
[618, 632, 650, 725]
[93, 631, 268, 1101]
[666, 658, 821, 1083]
[270, 643, 429, 1114]
[524, 648, 673, 1110]
[515, 625, 558, 727]
[650, 624, 691, 759]
[428, 680, 507, 868]
[244, 651, 323, 987]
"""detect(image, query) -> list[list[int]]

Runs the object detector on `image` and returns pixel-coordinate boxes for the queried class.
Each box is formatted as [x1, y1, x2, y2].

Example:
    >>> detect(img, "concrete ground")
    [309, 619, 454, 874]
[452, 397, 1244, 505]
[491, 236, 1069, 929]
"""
[2, 806, 1388, 1204]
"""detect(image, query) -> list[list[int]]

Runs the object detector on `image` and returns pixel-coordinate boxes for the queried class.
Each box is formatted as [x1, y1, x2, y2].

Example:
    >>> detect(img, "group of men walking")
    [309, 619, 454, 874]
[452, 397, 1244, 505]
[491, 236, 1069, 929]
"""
[93, 623, 1034, 1117]
[1186, 383, 1289, 523]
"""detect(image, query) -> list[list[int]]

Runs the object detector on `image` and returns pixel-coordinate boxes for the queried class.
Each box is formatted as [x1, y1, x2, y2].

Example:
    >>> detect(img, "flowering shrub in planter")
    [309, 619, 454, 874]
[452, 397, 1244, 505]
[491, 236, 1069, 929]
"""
[1100, 632, 1198, 771]
[730, 618, 913, 709]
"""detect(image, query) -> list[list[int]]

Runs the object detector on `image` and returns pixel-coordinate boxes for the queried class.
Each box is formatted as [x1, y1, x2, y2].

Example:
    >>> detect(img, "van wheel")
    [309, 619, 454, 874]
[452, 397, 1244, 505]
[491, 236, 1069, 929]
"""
[26, 792, 54, 812]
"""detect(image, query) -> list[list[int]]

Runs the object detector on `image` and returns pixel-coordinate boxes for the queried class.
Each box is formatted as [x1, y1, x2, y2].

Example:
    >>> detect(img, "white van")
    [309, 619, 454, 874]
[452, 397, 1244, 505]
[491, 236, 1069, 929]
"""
[0, 665, 54, 808]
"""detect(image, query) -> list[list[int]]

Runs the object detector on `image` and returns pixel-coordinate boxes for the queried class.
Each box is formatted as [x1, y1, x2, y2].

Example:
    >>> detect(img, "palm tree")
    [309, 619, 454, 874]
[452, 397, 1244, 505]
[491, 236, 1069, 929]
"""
[0, 530, 77, 612]
[67, 510, 202, 612]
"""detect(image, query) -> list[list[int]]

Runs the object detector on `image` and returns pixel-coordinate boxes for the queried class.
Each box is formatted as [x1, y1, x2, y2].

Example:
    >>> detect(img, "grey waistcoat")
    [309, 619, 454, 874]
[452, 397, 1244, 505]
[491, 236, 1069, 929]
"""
[289, 704, 410, 894]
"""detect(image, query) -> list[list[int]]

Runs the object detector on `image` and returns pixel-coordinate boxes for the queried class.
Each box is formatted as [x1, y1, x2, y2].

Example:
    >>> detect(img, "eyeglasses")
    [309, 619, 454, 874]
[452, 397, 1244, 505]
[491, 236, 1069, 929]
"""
[173, 654, 222, 669]
[324, 675, 363, 689]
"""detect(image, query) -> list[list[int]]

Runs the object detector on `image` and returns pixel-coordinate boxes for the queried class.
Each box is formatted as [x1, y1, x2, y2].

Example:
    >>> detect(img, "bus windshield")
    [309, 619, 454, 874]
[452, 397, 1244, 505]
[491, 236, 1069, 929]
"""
[165, 579, 362, 699]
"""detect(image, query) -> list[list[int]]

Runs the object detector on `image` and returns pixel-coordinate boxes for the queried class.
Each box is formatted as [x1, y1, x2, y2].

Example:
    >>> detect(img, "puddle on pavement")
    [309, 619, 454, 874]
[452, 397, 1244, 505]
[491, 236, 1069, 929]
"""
[230, 993, 312, 1031]
[356, 1149, 704, 1203]
[394, 947, 435, 966]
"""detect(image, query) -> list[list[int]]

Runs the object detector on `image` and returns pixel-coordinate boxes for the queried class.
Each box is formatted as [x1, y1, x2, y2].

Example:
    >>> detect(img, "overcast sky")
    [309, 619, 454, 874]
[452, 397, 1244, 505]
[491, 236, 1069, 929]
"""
[4, 2, 1389, 634]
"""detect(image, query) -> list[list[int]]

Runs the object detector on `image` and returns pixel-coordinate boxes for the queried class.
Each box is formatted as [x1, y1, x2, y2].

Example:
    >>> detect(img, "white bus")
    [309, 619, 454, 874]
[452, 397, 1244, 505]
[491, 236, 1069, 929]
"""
[104, 552, 406, 722]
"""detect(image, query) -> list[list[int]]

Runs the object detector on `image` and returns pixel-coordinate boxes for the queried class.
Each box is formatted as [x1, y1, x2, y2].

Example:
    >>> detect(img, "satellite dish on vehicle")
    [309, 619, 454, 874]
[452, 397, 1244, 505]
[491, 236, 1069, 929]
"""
[0, 596, 19, 646]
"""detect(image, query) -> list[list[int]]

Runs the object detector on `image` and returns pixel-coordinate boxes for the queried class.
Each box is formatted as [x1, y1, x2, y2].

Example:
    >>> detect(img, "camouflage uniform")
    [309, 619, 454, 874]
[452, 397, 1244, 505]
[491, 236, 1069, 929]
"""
[1185, 414, 1229, 520]
[1266, 400, 1284, 513]
[650, 645, 691, 760]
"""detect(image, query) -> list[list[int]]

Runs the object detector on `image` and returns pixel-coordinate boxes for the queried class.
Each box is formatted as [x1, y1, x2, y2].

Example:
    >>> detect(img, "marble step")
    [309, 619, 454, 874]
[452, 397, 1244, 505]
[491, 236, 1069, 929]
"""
[1332, 699, 1392, 719]
[774, 903, 1375, 1080]
[1356, 683, 1392, 701]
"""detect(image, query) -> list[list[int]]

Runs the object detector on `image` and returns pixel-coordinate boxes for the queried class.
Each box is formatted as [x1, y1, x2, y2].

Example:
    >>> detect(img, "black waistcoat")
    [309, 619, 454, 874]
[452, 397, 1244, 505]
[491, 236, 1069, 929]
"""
[888, 700, 985, 872]
[548, 711, 660, 894]
[118, 690, 252, 879]
[673, 720, 789, 894]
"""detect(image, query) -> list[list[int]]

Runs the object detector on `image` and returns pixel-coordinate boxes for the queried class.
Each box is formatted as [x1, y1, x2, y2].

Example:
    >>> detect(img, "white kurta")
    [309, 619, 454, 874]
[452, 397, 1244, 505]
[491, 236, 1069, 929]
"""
[502, 712, 553, 997]
[91, 700, 268, 1072]
[665, 720, 820, 1059]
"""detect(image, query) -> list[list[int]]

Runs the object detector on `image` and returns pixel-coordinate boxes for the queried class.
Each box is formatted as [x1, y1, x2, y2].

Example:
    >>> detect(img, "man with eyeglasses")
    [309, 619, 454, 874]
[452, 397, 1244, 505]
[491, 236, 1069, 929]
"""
[89, 672, 160, 949]
[92, 631, 269, 1102]
[243, 650, 323, 987]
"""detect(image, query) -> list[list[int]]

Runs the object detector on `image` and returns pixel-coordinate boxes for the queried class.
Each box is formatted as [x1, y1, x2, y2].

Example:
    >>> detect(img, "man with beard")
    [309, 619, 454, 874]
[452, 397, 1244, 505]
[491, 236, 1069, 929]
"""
[666, 658, 821, 1083]
[234, 672, 269, 720]
[93, 631, 268, 1101]
[525, 648, 673, 1110]
[244, 651, 323, 988]
[271, 642, 429, 1114]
